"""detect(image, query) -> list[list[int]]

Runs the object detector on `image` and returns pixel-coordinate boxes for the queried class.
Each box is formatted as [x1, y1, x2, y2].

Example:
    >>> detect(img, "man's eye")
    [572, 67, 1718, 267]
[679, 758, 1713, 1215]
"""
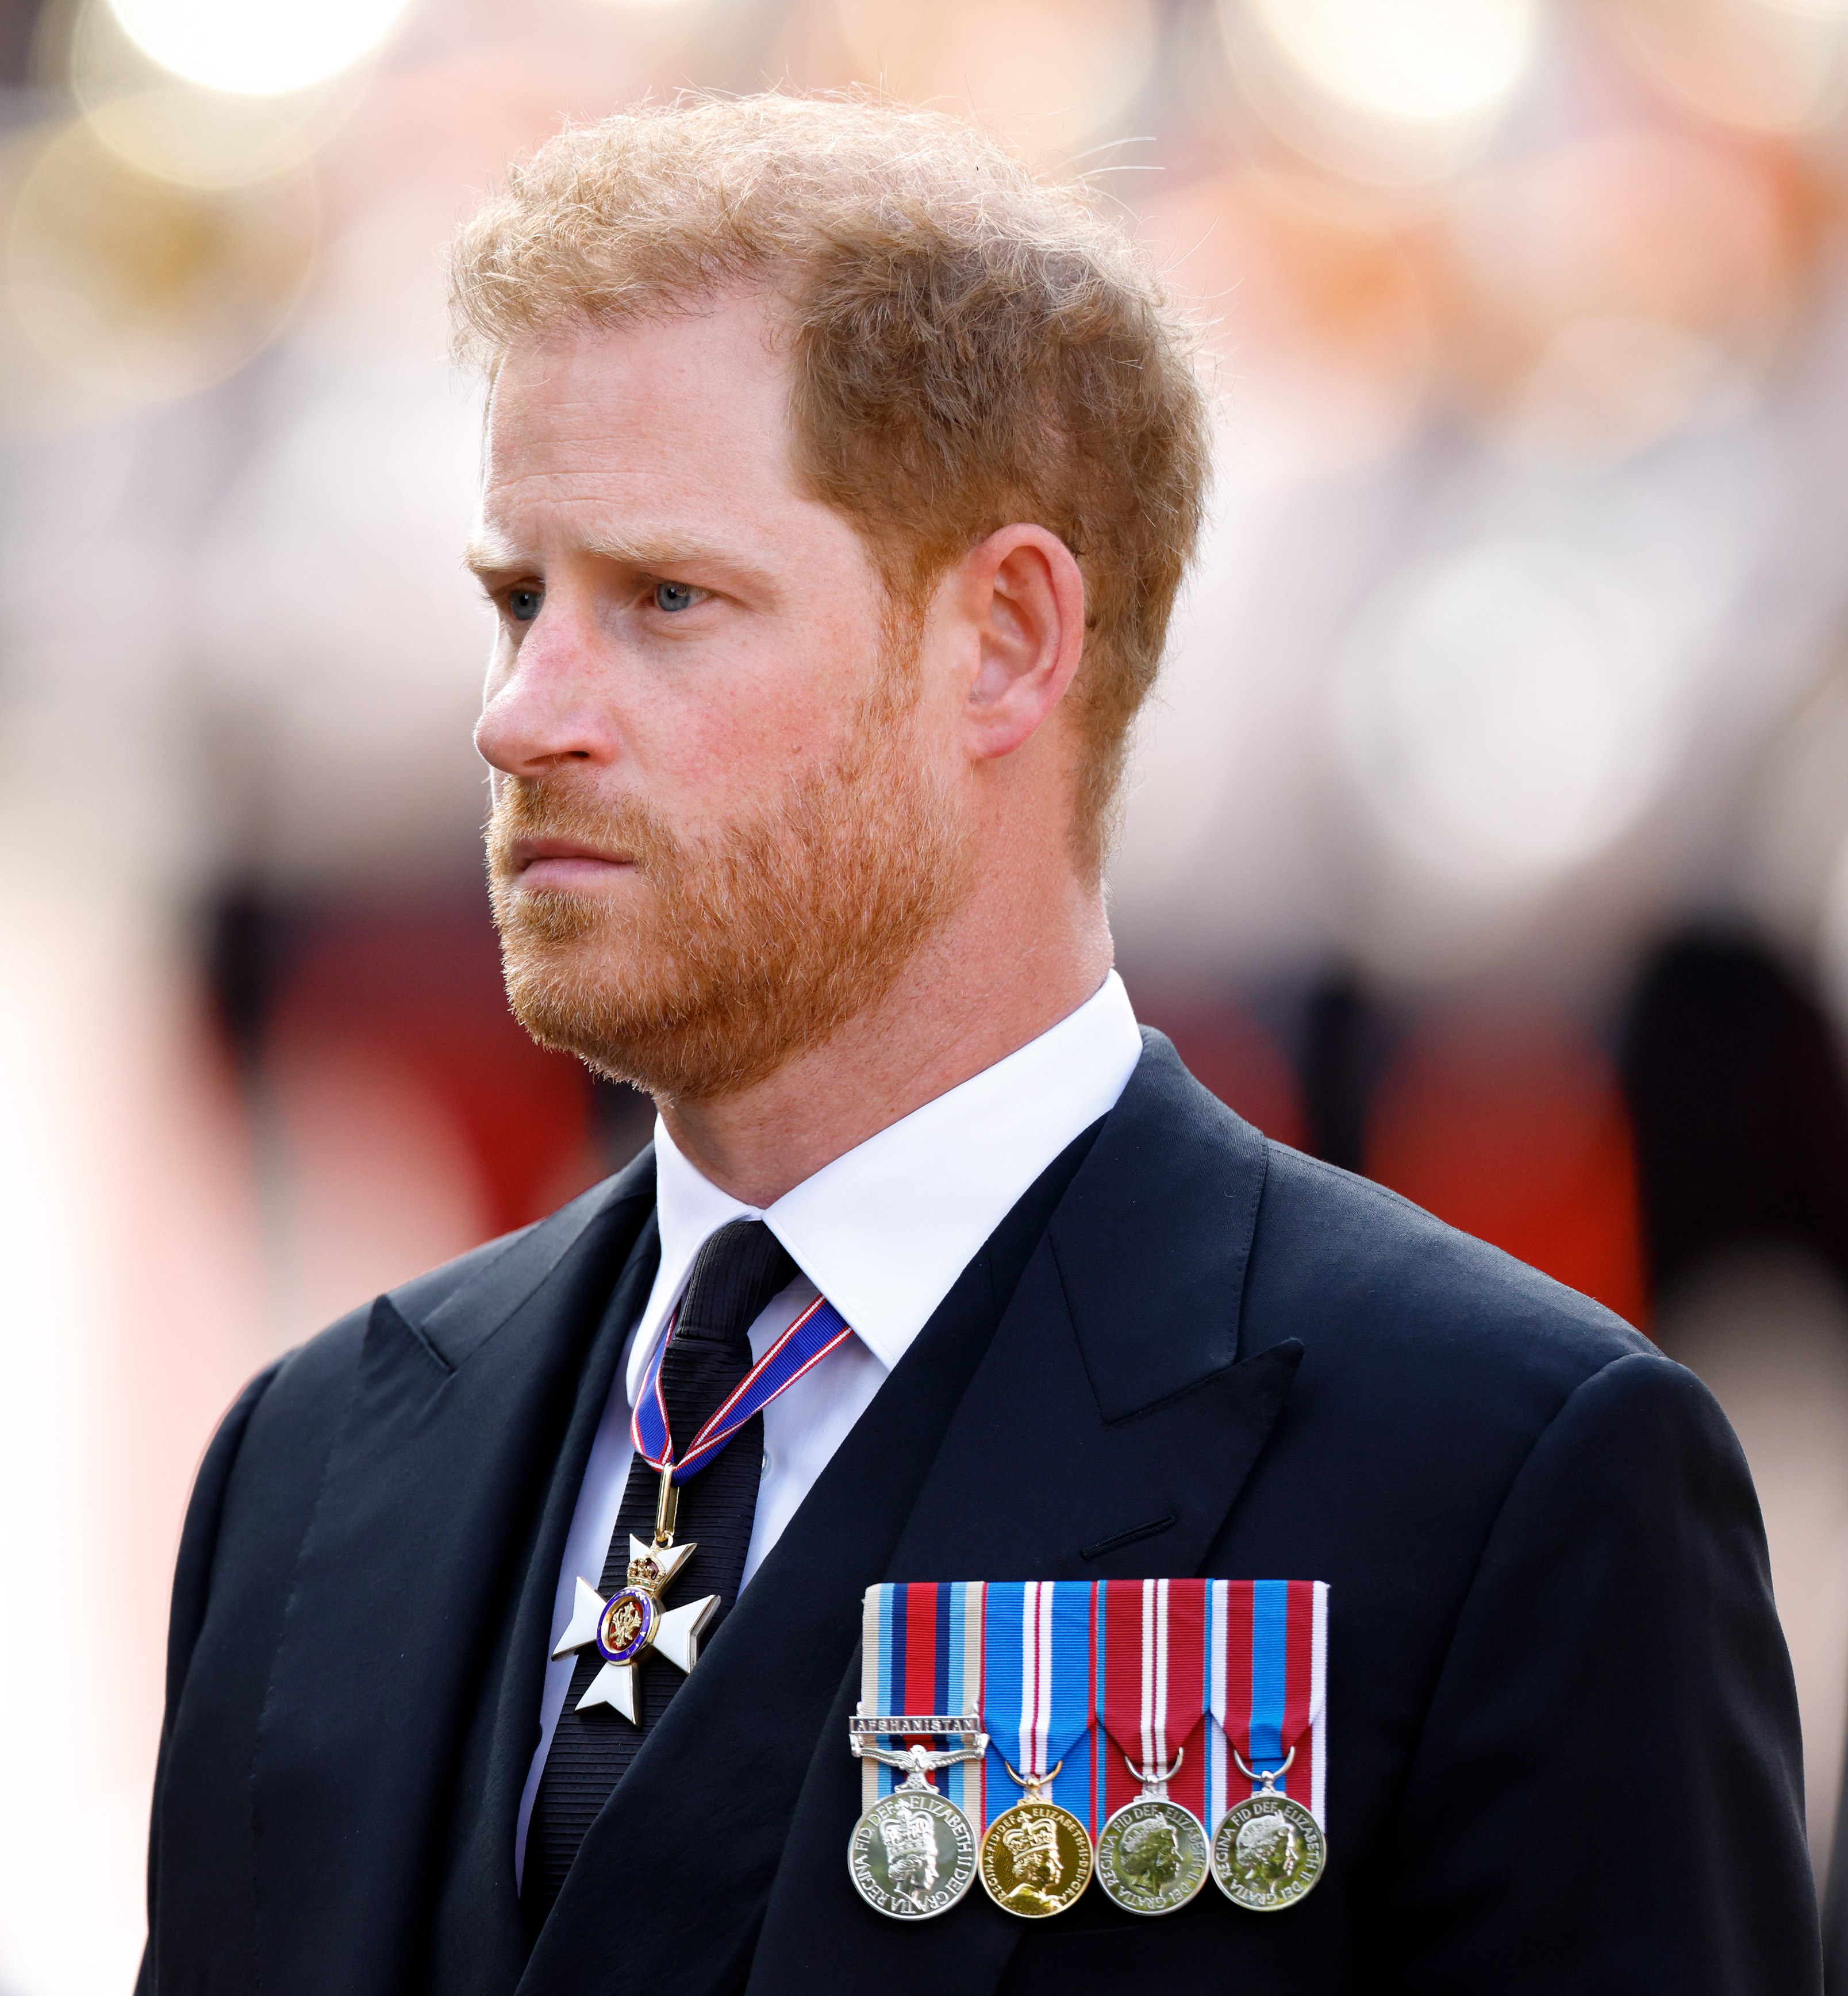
[507, 587, 542, 623]
[654, 581, 701, 613]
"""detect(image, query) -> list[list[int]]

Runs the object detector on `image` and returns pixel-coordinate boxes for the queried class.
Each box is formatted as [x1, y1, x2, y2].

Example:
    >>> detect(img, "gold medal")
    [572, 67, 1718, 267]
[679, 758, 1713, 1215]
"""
[847, 1722, 985, 1921]
[1094, 1748, 1209, 1916]
[1211, 1747, 1326, 1911]
[978, 1759, 1093, 1919]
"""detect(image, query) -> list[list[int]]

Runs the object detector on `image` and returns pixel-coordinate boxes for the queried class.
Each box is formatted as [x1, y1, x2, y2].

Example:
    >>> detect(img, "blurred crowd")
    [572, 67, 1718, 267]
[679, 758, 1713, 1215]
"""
[5, 0, 1848, 1987]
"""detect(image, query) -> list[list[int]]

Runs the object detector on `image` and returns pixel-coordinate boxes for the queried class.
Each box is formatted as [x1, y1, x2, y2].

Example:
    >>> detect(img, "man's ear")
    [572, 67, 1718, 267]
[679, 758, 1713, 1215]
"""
[956, 524, 1086, 762]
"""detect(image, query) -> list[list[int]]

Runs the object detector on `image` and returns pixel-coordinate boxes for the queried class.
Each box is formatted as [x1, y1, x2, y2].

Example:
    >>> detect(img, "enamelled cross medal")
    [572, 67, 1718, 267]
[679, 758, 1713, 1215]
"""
[978, 1581, 1096, 1919]
[548, 1466, 717, 1722]
[551, 1291, 855, 1722]
[1094, 1579, 1211, 1915]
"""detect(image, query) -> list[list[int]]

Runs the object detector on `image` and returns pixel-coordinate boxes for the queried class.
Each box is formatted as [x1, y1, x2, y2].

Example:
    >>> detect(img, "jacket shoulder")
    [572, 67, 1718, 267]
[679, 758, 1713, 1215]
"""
[1247, 1134, 1651, 1398]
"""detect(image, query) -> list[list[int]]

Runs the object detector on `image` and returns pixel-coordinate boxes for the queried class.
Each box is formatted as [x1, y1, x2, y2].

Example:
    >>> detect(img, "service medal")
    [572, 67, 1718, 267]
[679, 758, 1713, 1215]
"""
[1211, 1786, 1325, 1910]
[1094, 1579, 1212, 1916]
[847, 1722, 986, 1921]
[1096, 1792, 1209, 1916]
[979, 1792, 1093, 1919]
[850, 1788, 978, 1919]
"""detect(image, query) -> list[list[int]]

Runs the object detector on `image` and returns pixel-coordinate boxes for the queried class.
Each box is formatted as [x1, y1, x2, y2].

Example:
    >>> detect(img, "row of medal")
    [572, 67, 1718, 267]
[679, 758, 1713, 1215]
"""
[846, 1577, 1329, 1922]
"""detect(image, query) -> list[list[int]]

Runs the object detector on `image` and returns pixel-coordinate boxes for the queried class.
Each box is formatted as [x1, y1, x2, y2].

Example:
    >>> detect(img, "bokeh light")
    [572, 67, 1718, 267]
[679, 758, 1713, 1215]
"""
[1246, 0, 1539, 124]
[104, 0, 412, 97]
[1332, 537, 1682, 892]
[827, 0, 1157, 151]
[3, 121, 316, 404]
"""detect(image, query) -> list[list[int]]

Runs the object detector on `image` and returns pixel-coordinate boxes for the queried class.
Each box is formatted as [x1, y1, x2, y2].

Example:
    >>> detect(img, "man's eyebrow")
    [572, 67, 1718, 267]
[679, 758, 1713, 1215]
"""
[462, 529, 777, 594]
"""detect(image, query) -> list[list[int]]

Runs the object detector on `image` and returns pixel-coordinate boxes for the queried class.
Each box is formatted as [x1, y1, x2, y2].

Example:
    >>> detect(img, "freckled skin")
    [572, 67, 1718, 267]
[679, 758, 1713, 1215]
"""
[471, 290, 1113, 1207]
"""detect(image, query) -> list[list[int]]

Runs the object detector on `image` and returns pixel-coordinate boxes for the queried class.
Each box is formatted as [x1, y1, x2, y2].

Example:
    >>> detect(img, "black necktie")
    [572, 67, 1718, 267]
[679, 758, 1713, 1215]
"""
[522, 1218, 798, 1927]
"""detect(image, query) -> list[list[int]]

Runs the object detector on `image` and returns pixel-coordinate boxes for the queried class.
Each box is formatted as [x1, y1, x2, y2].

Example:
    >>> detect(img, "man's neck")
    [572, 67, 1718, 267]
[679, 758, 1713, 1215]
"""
[656, 876, 1113, 1208]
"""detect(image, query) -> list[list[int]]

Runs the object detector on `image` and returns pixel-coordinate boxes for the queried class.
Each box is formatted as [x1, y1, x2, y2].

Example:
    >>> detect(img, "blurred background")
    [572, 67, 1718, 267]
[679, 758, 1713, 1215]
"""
[3, 0, 1848, 1985]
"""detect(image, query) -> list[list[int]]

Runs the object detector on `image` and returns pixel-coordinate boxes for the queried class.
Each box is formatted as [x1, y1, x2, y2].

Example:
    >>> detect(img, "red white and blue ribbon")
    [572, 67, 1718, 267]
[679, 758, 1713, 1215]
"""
[1207, 1579, 1329, 1829]
[631, 1292, 854, 1484]
[859, 1579, 1328, 1838]
[980, 1581, 1098, 1837]
[860, 1582, 988, 1823]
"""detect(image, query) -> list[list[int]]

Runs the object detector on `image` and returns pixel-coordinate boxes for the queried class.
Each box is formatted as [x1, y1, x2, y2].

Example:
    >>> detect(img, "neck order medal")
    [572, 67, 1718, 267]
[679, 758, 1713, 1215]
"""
[548, 1470, 717, 1721]
[978, 1580, 1095, 1918]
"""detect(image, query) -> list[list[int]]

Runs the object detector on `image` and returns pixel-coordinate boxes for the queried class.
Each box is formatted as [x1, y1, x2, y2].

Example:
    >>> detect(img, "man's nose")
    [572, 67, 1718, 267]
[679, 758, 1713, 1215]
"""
[475, 608, 621, 777]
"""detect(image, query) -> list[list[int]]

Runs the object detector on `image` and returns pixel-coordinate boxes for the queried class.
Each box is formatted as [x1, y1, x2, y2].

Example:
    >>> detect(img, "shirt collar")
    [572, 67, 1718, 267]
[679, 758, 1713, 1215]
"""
[626, 971, 1142, 1402]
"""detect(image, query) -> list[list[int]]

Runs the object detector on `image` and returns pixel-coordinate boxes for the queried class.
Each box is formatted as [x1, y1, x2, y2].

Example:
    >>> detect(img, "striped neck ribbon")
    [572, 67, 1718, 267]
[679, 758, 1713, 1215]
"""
[631, 1293, 854, 1485]
[1096, 1578, 1211, 1826]
[1207, 1579, 1330, 1828]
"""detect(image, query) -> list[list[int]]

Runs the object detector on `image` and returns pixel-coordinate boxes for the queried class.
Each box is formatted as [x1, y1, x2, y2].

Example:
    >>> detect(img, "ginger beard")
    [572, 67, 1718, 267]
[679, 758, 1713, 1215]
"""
[486, 650, 973, 1102]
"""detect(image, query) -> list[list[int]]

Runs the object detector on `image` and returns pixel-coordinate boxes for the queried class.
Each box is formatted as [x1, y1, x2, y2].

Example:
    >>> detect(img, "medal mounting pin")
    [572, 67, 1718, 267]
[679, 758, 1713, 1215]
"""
[654, 1463, 679, 1546]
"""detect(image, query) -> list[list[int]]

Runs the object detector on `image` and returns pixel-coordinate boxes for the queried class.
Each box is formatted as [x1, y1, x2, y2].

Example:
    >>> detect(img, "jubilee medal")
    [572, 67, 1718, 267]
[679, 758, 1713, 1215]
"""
[1093, 1579, 1211, 1916]
[977, 1581, 1095, 1918]
[1206, 1579, 1330, 1911]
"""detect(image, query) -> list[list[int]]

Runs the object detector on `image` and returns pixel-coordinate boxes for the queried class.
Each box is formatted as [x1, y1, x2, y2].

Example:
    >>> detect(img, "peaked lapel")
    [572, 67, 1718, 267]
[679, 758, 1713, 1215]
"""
[249, 1150, 658, 1996]
[746, 1032, 1301, 1995]
[513, 1120, 1100, 1996]
[522, 1033, 1298, 1996]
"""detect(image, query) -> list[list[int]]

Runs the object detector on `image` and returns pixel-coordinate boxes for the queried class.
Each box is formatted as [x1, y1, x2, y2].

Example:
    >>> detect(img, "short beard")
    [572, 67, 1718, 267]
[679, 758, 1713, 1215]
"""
[485, 648, 971, 1103]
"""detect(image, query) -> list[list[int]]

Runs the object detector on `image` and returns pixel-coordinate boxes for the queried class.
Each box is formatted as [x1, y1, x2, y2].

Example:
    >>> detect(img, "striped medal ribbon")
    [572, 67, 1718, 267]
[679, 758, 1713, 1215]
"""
[846, 1584, 989, 1921]
[630, 1293, 855, 1482]
[976, 1580, 1097, 1918]
[1093, 1579, 1213, 1914]
[1206, 1579, 1330, 1910]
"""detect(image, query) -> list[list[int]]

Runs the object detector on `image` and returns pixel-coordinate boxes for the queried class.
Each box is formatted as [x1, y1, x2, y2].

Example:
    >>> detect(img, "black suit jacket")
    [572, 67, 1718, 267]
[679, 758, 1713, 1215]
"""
[138, 1032, 1820, 1994]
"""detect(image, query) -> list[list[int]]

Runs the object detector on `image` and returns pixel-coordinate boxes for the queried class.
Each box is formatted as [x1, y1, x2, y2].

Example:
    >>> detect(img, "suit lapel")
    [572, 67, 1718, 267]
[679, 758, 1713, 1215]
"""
[524, 1034, 1298, 1996]
[425, 1210, 663, 1990]
[516, 1119, 1102, 1996]
[249, 1151, 658, 1996]
[746, 1033, 1301, 1995]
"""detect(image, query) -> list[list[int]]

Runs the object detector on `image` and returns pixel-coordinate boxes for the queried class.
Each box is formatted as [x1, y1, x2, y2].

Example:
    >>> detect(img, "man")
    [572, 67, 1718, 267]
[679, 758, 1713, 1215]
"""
[138, 93, 1819, 1994]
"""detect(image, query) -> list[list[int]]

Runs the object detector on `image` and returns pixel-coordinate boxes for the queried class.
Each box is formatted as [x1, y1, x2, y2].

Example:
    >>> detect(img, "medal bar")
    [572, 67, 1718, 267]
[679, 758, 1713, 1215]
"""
[849, 1577, 1332, 1922]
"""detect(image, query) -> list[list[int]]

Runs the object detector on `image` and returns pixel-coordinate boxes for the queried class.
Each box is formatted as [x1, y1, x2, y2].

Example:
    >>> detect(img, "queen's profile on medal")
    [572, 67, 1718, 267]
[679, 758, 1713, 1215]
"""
[1211, 1792, 1326, 1911]
[978, 1799, 1093, 1918]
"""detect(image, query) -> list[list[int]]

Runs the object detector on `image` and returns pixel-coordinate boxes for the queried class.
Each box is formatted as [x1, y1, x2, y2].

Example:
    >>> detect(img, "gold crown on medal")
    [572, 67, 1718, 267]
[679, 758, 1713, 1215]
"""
[627, 1554, 662, 1588]
[881, 1803, 937, 1863]
[1001, 1813, 1059, 1863]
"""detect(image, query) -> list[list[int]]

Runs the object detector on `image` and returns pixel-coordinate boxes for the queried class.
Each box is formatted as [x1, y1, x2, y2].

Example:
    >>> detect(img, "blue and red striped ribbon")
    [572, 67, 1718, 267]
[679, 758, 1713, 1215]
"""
[632, 1292, 854, 1483]
[860, 1578, 1330, 1836]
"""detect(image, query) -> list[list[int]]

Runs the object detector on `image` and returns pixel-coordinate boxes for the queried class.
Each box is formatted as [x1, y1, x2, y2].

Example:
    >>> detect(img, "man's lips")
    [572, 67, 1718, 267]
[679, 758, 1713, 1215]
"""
[506, 837, 636, 886]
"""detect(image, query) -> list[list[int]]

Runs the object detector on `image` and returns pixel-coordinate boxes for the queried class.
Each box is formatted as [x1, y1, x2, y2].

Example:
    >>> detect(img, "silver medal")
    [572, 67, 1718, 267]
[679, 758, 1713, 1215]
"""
[1211, 1746, 1326, 1911]
[847, 1719, 986, 1920]
[1095, 1748, 1209, 1916]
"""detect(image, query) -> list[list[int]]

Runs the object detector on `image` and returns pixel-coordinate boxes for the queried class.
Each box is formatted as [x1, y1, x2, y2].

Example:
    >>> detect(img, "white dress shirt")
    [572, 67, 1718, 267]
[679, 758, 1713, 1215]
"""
[514, 970, 1143, 1880]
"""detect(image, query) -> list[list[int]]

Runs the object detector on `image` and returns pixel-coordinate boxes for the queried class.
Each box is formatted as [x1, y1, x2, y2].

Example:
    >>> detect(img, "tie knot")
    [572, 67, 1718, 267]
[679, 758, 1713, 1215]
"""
[673, 1218, 798, 1352]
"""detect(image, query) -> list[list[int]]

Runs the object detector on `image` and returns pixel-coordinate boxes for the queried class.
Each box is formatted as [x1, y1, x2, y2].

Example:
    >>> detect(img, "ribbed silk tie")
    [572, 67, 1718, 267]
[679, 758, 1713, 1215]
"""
[522, 1218, 798, 1927]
